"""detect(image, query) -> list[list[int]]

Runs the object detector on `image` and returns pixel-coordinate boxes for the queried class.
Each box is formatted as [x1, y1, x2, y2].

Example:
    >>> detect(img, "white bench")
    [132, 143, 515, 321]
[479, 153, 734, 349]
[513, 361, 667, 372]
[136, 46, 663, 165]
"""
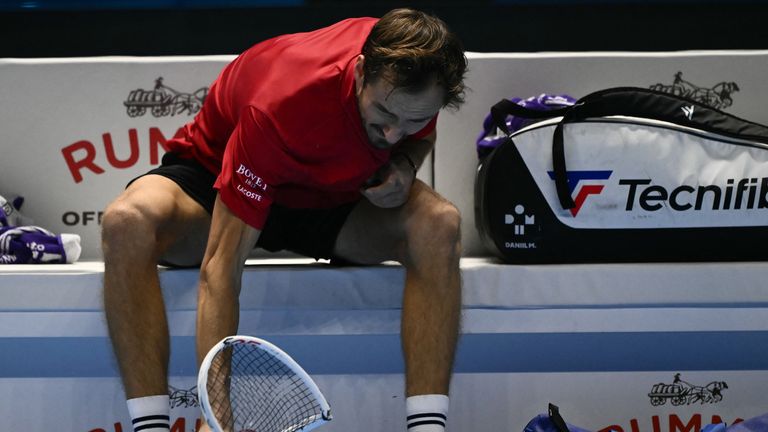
[2, 258, 768, 430]
[2, 51, 768, 431]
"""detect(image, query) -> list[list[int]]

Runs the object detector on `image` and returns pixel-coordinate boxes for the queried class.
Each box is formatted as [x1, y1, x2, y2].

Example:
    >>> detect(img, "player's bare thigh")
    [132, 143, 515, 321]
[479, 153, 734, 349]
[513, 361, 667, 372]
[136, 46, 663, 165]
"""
[103, 174, 212, 267]
[333, 180, 456, 265]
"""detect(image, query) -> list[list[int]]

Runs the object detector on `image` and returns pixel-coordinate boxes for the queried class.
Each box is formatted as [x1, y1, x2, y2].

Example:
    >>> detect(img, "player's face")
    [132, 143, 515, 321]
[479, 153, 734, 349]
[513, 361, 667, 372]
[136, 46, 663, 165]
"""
[354, 56, 444, 150]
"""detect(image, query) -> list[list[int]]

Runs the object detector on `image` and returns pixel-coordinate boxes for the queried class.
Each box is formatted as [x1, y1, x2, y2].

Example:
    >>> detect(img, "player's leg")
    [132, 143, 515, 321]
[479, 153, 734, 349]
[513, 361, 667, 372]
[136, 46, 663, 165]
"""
[102, 174, 211, 431]
[333, 180, 462, 431]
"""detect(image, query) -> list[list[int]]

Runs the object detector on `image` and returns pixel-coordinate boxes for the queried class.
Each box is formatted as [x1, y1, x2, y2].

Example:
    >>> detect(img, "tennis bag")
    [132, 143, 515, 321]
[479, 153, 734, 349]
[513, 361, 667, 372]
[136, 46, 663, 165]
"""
[475, 87, 768, 263]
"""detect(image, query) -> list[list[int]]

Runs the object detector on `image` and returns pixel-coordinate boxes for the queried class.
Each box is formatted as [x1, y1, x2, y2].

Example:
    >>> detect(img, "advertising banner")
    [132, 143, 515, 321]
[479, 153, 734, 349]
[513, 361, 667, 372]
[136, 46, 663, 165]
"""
[0, 56, 234, 260]
[2, 371, 766, 432]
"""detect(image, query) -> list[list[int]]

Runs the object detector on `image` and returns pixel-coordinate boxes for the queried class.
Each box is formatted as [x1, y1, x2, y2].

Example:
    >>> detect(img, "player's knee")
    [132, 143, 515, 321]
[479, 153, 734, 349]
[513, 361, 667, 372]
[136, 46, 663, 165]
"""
[432, 203, 462, 254]
[408, 201, 462, 258]
[101, 200, 159, 257]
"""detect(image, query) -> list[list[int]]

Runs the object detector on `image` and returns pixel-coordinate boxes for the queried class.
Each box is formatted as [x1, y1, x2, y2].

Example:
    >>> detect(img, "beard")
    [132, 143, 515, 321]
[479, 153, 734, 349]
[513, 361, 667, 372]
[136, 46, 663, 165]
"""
[365, 125, 395, 150]
[369, 137, 392, 150]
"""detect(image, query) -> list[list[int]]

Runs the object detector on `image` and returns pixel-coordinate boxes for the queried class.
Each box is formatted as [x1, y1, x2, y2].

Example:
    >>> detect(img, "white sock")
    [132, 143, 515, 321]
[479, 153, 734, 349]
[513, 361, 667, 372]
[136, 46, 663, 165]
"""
[127, 395, 170, 432]
[406, 394, 449, 431]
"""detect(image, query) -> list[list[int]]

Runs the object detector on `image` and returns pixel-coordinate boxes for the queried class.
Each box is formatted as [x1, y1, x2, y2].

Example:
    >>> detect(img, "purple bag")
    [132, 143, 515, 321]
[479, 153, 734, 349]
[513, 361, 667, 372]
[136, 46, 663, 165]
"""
[523, 404, 604, 432]
[524, 405, 768, 432]
[702, 413, 768, 432]
[476, 94, 576, 158]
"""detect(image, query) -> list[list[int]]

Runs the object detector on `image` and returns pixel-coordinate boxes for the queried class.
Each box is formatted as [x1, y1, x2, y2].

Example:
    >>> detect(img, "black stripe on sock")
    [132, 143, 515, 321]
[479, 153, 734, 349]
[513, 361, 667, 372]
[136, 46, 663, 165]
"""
[407, 412, 447, 421]
[132, 415, 170, 424]
[408, 419, 447, 428]
[135, 423, 171, 432]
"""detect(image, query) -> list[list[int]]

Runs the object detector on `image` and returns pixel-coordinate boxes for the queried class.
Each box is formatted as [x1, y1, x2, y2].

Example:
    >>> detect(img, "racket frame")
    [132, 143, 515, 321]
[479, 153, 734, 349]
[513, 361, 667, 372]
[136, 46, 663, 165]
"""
[198, 335, 332, 432]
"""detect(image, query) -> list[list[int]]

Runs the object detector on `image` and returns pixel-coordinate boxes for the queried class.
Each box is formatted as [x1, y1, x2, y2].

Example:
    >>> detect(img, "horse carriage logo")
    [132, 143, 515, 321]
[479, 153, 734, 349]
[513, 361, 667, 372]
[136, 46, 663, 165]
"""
[123, 77, 209, 118]
[650, 72, 740, 110]
[648, 373, 728, 406]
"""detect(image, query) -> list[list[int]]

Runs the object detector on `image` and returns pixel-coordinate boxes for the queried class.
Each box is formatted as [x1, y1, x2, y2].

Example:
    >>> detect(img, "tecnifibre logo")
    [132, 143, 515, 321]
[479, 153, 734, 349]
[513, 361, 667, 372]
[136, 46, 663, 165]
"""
[621, 177, 768, 211]
[548, 170, 768, 217]
[547, 170, 613, 216]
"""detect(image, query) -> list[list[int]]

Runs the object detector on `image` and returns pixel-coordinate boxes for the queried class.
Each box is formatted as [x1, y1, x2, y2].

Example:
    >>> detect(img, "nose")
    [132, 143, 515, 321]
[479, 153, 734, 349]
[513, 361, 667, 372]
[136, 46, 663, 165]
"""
[382, 125, 405, 144]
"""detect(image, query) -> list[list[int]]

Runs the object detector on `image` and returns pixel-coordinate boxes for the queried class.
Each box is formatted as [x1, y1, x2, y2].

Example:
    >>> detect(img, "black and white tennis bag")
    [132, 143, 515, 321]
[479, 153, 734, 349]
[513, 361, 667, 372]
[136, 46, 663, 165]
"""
[475, 87, 768, 263]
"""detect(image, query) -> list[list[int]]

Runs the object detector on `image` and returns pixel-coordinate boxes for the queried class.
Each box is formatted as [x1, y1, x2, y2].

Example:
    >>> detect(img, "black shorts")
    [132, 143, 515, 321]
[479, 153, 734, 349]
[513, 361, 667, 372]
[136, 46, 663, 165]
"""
[130, 152, 358, 261]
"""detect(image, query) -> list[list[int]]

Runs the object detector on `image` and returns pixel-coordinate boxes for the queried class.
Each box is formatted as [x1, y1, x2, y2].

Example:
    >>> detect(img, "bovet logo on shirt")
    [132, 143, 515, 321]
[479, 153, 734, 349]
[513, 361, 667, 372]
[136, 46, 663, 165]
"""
[236, 163, 268, 202]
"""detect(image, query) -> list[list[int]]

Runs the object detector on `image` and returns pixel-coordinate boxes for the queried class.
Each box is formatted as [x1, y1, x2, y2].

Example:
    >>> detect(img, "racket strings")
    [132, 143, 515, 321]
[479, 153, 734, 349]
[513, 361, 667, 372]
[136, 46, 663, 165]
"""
[207, 344, 324, 432]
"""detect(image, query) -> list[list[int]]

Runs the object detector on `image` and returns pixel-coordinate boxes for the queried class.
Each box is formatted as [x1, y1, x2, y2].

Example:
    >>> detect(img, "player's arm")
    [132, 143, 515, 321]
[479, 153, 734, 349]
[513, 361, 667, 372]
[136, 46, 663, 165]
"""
[391, 128, 436, 176]
[362, 129, 436, 208]
[196, 194, 261, 366]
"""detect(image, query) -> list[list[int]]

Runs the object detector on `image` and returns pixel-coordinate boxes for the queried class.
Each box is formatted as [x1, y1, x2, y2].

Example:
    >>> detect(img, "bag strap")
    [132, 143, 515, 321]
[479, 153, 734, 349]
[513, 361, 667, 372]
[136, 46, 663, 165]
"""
[489, 98, 578, 209]
[553, 120, 576, 209]
[548, 404, 571, 432]
[552, 87, 768, 210]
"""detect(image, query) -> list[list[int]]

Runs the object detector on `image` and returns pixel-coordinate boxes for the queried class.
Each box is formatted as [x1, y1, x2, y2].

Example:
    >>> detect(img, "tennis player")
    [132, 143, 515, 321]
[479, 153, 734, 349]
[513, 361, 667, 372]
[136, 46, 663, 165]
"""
[102, 8, 466, 432]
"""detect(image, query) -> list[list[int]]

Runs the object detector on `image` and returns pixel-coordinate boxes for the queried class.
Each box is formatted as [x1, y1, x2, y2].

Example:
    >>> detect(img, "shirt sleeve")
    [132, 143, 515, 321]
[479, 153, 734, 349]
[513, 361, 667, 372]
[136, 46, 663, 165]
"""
[214, 106, 290, 230]
[407, 114, 438, 141]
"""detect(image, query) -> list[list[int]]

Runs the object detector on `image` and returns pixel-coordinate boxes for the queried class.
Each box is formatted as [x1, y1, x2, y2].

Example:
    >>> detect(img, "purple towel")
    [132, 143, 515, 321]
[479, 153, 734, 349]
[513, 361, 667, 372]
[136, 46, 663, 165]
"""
[0, 226, 81, 264]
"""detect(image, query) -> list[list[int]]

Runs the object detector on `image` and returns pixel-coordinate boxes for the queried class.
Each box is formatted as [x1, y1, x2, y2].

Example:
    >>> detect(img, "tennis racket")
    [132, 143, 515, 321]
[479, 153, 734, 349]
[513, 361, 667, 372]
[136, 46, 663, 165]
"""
[198, 335, 332, 432]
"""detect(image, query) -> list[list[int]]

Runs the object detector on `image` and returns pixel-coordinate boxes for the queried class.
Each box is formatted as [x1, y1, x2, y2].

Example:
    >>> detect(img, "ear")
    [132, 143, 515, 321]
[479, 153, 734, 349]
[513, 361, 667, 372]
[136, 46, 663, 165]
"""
[353, 55, 365, 92]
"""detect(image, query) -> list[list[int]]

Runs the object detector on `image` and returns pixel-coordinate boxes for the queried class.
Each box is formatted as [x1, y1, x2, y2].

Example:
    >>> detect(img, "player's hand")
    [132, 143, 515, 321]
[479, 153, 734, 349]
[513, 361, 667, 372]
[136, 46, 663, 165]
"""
[361, 154, 416, 208]
[197, 419, 212, 432]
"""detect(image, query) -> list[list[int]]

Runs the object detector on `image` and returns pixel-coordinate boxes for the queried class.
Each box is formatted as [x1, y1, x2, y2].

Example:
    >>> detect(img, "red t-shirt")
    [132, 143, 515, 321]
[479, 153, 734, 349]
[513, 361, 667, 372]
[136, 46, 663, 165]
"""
[166, 17, 437, 229]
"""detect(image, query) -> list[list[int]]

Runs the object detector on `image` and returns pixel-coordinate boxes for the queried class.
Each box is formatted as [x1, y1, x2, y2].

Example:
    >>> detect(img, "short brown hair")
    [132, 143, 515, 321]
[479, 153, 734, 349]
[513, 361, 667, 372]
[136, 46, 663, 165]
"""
[361, 8, 467, 109]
